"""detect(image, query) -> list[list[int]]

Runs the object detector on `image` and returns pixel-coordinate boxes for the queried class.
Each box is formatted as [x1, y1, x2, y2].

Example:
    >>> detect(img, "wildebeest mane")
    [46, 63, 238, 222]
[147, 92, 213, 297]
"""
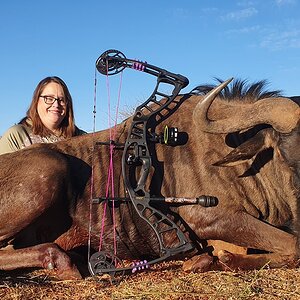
[289, 96, 300, 105]
[191, 78, 283, 101]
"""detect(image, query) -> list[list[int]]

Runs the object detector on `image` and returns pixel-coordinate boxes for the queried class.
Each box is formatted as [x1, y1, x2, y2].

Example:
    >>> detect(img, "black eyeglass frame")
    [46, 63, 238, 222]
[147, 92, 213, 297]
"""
[39, 95, 67, 106]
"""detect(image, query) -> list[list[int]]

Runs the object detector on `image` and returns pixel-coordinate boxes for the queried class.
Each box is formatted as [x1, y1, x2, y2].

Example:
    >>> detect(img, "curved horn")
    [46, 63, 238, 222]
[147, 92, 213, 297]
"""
[193, 79, 300, 134]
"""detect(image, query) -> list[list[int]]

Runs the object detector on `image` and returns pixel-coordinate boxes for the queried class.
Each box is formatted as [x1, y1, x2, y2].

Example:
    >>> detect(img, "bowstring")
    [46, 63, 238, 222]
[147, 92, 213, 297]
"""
[109, 71, 123, 256]
[88, 67, 98, 263]
[98, 64, 123, 256]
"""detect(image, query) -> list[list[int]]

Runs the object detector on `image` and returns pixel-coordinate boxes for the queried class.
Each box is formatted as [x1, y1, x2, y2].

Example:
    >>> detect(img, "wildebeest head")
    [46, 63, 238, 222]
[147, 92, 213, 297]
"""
[192, 78, 300, 183]
[193, 78, 300, 134]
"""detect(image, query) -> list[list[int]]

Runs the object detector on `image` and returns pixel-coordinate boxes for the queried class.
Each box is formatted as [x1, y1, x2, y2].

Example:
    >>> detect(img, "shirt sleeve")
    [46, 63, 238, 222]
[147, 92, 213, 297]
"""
[0, 125, 32, 155]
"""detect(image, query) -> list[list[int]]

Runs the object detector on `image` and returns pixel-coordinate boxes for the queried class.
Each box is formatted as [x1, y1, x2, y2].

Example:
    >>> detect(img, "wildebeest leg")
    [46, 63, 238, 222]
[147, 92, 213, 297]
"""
[0, 243, 82, 279]
[54, 223, 89, 250]
[0, 148, 82, 278]
[207, 240, 247, 256]
[180, 207, 298, 272]
[0, 147, 72, 242]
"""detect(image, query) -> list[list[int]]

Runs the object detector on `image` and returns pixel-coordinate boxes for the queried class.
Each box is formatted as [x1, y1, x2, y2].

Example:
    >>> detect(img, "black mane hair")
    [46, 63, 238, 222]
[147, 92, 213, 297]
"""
[190, 78, 283, 100]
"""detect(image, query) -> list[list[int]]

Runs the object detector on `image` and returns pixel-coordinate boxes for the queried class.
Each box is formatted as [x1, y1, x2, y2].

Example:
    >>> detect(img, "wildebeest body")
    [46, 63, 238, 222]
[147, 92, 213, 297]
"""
[0, 80, 299, 278]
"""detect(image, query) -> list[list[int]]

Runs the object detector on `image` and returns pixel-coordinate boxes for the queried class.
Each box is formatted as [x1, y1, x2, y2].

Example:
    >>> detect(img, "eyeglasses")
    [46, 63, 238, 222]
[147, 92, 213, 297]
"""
[40, 95, 67, 106]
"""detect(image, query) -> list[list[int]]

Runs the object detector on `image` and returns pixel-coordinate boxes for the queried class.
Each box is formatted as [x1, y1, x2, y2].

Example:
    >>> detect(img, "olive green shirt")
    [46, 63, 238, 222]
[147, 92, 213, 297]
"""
[0, 122, 86, 155]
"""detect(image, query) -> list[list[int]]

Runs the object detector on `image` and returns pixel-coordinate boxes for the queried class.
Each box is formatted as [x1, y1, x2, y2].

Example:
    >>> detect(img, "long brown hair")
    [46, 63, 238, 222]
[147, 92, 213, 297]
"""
[21, 76, 77, 138]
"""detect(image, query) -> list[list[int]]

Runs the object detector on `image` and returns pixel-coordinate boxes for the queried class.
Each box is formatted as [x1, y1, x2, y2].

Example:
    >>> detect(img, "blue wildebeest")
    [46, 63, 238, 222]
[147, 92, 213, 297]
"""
[0, 79, 299, 279]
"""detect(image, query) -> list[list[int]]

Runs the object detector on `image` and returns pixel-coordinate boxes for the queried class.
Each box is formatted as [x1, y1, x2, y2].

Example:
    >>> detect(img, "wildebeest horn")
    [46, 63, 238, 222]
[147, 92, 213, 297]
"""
[194, 78, 300, 134]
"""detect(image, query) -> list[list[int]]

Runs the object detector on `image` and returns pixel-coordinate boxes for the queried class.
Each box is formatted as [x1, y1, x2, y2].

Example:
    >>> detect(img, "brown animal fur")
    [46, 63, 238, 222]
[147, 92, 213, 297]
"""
[0, 81, 299, 279]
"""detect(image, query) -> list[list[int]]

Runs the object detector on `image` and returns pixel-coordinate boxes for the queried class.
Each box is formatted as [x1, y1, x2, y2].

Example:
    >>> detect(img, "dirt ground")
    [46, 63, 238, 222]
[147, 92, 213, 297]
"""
[0, 260, 299, 300]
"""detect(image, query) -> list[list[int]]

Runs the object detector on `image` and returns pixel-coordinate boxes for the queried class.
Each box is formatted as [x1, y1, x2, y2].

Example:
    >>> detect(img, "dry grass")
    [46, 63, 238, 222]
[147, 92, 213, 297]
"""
[0, 261, 300, 300]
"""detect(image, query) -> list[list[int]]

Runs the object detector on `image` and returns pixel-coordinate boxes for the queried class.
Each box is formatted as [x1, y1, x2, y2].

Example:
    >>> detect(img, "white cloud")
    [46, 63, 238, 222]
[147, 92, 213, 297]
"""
[226, 25, 260, 34]
[221, 7, 258, 21]
[201, 7, 219, 14]
[275, 0, 296, 5]
[237, 1, 256, 6]
[260, 29, 300, 50]
[172, 8, 190, 19]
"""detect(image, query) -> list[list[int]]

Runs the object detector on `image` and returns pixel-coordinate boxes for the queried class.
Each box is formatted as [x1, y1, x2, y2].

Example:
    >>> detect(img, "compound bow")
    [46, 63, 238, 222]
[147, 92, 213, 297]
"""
[89, 50, 218, 281]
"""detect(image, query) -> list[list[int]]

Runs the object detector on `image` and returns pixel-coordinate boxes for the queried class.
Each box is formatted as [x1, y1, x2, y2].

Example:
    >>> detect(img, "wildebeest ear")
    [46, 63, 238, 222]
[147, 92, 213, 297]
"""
[213, 128, 275, 167]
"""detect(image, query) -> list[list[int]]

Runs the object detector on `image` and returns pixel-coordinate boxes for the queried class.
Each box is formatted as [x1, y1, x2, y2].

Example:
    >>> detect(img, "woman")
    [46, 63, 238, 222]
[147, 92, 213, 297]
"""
[0, 76, 85, 155]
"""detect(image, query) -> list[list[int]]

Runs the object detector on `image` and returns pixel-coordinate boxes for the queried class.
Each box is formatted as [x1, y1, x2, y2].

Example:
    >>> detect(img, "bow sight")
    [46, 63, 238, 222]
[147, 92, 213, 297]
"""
[89, 50, 218, 282]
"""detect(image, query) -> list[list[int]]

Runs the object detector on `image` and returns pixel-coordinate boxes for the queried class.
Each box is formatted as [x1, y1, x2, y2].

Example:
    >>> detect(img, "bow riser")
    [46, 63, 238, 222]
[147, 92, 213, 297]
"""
[89, 50, 217, 281]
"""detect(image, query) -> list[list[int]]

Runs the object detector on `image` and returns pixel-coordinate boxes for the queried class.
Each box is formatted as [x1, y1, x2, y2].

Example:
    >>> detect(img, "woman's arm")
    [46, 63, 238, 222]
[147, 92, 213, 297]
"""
[0, 124, 32, 155]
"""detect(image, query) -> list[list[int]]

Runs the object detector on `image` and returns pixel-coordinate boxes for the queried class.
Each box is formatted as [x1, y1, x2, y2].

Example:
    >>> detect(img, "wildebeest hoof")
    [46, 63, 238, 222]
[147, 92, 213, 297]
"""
[57, 267, 83, 280]
[216, 250, 238, 271]
[47, 262, 54, 270]
[218, 250, 234, 264]
[183, 254, 213, 272]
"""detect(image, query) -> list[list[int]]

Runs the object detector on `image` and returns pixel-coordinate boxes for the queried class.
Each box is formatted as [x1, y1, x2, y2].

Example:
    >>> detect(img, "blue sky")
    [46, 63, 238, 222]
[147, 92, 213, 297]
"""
[0, 0, 299, 134]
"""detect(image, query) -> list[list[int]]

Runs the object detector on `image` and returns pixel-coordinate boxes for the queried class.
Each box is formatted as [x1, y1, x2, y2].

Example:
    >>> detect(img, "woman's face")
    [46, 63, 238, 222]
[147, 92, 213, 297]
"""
[37, 82, 67, 132]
